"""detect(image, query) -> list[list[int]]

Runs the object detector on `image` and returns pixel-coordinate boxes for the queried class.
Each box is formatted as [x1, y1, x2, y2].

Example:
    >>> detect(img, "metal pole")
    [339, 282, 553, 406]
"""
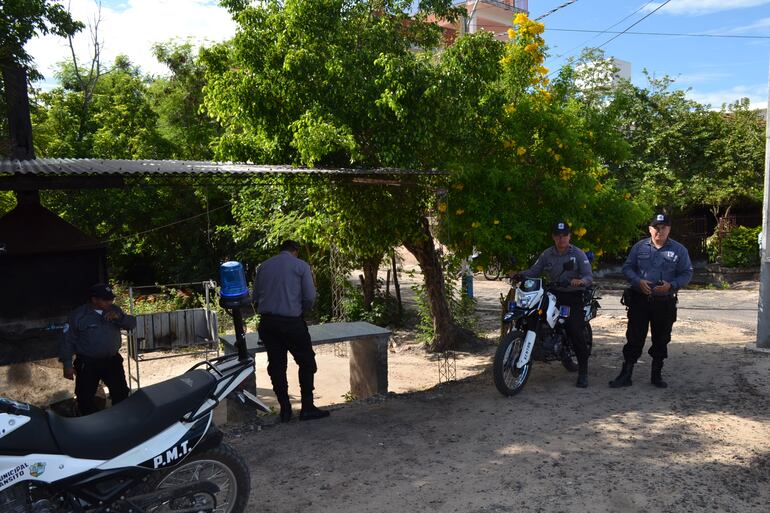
[757, 57, 770, 348]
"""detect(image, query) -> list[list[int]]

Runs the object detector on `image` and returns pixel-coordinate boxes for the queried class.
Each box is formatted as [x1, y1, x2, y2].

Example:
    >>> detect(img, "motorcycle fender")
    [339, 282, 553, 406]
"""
[516, 331, 538, 369]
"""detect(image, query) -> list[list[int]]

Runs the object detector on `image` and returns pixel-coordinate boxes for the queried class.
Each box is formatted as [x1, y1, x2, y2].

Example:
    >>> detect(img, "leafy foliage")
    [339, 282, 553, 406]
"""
[706, 225, 761, 268]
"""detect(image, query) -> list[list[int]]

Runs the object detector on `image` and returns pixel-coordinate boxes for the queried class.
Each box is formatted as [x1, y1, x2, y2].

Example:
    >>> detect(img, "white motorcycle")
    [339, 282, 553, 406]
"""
[0, 352, 255, 513]
[493, 277, 600, 396]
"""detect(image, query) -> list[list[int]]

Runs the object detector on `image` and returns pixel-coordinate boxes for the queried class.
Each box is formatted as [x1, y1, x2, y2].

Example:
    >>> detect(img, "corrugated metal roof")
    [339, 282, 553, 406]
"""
[0, 158, 446, 176]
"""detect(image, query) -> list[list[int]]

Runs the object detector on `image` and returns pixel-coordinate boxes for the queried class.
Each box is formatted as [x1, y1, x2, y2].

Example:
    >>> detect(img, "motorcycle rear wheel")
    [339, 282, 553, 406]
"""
[146, 443, 250, 513]
[483, 260, 502, 281]
[493, 330, 531, 396]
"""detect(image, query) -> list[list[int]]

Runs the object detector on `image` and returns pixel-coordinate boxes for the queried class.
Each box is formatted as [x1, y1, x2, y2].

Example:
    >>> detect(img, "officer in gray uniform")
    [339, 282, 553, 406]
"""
[610, 213, 693, 389]
[60, 284, 136, 415]
[253, 240, 329, 423]
[517, 221, 593, 387]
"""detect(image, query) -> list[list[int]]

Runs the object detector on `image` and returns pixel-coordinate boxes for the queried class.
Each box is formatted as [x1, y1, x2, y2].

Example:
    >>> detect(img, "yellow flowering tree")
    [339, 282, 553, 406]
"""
[436, 13, 647, 269]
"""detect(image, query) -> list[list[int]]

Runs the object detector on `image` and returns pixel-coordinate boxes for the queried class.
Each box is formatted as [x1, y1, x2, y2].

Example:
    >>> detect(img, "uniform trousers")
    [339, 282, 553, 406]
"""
[623, 290, 677, 363]
[74, 354, 129, 415]
[258, 315, 317, 406]
[554, 291, 589, 370]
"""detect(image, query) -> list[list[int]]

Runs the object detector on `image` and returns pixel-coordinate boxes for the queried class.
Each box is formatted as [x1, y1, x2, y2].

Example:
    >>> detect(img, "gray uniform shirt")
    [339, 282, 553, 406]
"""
[252, 251, 316, 317]
[623, 237, 693, 295]
[60, 304, 136, 368]
[520, 244, 593, 292]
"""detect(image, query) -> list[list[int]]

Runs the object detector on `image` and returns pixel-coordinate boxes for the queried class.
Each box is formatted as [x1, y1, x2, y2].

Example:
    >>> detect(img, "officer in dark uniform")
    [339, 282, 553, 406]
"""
[610, 213, 693, 389]
[518, 221, 593, 388]
[60, 284, 136, 415]
[253, 240, 329, 423]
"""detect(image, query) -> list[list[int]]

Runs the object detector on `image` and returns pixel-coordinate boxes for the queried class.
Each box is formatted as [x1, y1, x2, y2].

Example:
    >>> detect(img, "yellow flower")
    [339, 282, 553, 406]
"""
[507, 28, 516, 39]
[517, 146, 527, 156]
[500, 55, 512, 65]
[514, 13, 528, 25]
[624, 192, 631, 200]
[595, 182, 603, 192]
[575, 227, 587, 238]
[452, 182, 464, 190]
[505, 234, 512, 240]
[438, 202, 447, 213]
[596, 249, 604, 257]
[493, 219, 500, 225]
[503, 139, 514, 149]
[527, 22, 545, 35]
[553, 153, 561, 162]
[537, 65, 549, 76]
[504, 104, 516, 114]
[540, 90, 552, 101]
[560, 167, 573, 181]
[455, 208, 464, 215]
[471, 221, 481, 228]
[524, 43, 538, 53]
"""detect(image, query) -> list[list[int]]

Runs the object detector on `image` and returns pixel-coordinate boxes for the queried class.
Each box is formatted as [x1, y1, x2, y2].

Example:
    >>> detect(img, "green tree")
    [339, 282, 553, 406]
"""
[1, 0, 82, 158]
[204, 0, 479, 349]
[436, 15, 646, 267]
[149, 41, 221, 160]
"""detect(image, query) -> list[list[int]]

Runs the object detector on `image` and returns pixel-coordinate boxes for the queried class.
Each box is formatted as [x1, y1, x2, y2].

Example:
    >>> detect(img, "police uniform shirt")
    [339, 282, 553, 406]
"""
[520, 244, 593, 292]
[622, 237, 693, 295]
[60, 304, 136, 367]
[253, 251, 317, 317]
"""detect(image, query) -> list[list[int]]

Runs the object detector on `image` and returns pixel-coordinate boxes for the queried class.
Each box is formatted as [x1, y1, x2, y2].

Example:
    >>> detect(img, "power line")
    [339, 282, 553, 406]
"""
[534, 0, 579, 21]
[597, 0, 673, 49]
[547, 28, 770, 40]
[101, 204, 230, 243]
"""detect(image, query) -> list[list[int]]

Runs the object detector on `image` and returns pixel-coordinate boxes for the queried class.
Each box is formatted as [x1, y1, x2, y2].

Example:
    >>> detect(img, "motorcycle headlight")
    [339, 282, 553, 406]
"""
[515, 288, 538, 309]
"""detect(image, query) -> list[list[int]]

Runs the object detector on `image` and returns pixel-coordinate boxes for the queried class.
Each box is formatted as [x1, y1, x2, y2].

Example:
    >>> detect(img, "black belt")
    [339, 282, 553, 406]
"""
[632, 290, 675, 302]
[260, 312, 302, 320]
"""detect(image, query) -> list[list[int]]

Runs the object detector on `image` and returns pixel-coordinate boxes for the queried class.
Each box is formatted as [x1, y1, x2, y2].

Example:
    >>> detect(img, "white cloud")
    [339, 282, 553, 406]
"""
[720, 16, 770, 33]
[687, 84, 768, 110]
[645, 0, 770, 16]
[24, 0, 236, 83]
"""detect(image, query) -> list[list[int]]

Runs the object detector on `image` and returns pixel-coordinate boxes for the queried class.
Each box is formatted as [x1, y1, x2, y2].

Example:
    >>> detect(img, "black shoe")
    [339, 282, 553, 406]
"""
[299, 406, 330, 421]
[651, 359, 668, 388]
[576, 373, 588, 388]
[609, 362, 634, 388]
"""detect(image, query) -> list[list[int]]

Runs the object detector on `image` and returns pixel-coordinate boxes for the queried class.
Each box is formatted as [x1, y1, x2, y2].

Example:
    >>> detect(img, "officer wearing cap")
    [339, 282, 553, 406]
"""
[517, 221, 593, 387]
[253, 240, 329, 423]
[609, 213, 693, 389]
[60, 284, 136, 415]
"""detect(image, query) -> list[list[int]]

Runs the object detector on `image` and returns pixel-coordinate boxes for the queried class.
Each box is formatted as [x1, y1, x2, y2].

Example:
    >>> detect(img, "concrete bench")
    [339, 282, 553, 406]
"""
[221, 321, 391, 400]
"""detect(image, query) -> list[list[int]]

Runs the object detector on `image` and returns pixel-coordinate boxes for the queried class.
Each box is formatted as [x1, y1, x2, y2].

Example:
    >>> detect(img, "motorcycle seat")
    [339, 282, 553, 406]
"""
[47, 369, 217, 461]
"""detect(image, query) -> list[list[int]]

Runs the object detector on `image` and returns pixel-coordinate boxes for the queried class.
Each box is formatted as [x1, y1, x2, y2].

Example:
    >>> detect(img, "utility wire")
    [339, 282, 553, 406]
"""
[547, 28, 770, 40]
[534, 0, 580, 21]
[597, 0, 673, 49]
[553, 0, 659, 59]
[101, 204, 230, 243]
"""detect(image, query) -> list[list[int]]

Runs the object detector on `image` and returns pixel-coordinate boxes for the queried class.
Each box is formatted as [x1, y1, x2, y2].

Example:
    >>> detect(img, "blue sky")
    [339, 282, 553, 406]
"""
[534, 0, 770, 109]
[26, 0, 770, 109]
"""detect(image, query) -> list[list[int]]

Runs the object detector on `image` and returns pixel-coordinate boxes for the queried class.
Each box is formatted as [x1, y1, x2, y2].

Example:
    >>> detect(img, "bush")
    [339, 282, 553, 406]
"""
[338, 281, 401, 327]
[706, 225, 761, 267]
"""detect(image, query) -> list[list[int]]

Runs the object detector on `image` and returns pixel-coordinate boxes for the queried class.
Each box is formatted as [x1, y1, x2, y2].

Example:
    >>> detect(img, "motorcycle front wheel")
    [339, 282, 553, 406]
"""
[146, 443, 250, 513]
[493, 330, 531, 396]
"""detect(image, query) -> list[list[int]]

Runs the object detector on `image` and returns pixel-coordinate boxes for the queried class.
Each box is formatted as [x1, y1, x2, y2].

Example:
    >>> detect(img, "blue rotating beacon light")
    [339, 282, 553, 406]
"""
[219, 261, 251, 361]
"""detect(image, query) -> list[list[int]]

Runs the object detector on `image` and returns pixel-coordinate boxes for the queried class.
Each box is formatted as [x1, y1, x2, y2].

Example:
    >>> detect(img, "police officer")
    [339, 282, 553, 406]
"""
[609, 213, 693, 389]
[253, 240, 329, 423]
[518, 221, 593, 387]
[60, 284, 136, 415]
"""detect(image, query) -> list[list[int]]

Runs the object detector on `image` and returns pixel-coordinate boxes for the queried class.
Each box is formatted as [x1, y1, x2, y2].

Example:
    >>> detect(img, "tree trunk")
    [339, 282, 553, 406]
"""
[1, 60, 35, 159]
[360, 256, 380, 311]
[403, 217, 475, 352]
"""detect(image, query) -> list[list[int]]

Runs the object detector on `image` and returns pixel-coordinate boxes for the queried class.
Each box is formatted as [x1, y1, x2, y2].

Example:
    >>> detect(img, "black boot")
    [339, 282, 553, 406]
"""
[276, 392, 292, 423]
[576, 361, 588, 388]
[651, 359, 668, 388]
[300, 392, 329, 421]
[608, 362, 634, 388]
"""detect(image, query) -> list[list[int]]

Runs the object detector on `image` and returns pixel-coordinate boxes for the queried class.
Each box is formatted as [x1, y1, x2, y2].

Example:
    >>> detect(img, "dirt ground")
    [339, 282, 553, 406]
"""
[217, 278, 770, 513]
[3, 273, 769, 512]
